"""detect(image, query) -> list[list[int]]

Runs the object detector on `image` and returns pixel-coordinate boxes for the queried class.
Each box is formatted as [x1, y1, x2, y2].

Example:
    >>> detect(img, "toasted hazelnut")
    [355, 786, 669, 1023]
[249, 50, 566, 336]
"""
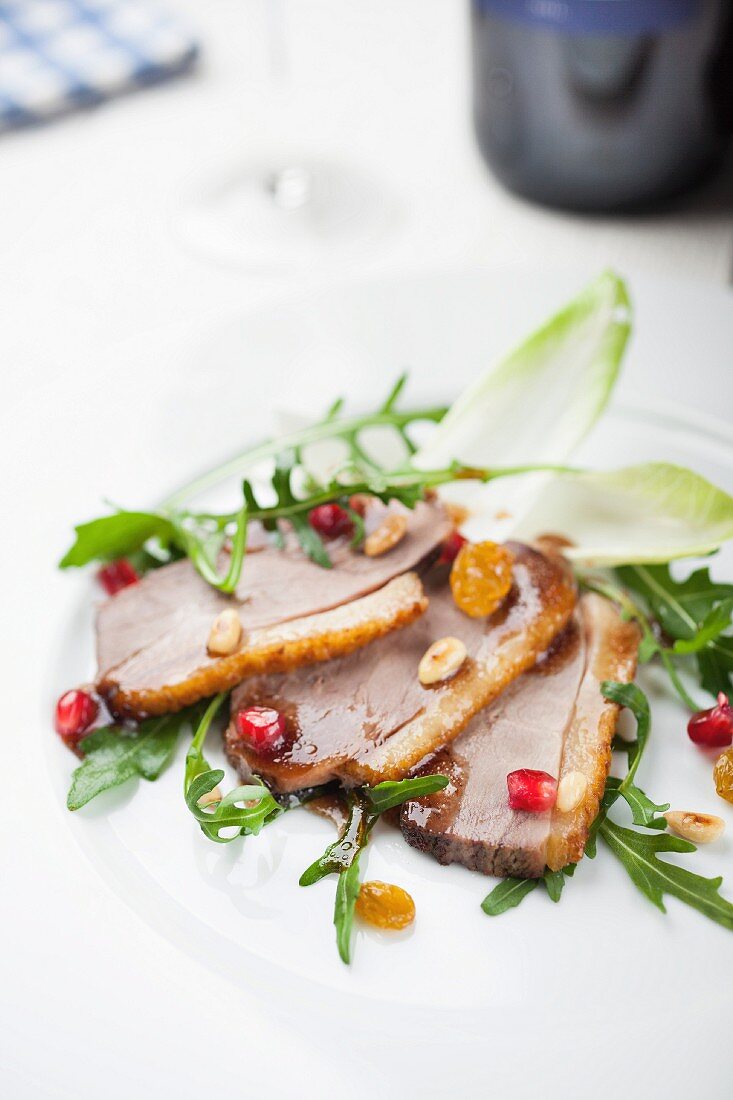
[556, 771, 588, 813]
[197, 785, 223, 808]
[418, 636, 468, 686]
[664, 810, 725, 844]
[207, 608, 242, 656]
[364, 513, 408, 557]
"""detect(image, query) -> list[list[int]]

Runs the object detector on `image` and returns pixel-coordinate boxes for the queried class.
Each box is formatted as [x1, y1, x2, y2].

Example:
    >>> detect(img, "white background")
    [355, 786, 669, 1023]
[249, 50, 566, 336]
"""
[2, 3, 733, 1098]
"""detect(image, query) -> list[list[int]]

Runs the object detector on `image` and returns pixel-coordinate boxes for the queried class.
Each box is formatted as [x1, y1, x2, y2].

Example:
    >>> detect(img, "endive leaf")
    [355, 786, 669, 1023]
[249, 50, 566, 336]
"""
[513, 462, 733, 566]
[415, 271, 631, 473]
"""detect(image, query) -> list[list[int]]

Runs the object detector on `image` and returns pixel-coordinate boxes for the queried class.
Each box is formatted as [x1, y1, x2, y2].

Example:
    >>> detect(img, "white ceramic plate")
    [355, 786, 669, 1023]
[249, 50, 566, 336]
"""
[8, 270, 733, 1098]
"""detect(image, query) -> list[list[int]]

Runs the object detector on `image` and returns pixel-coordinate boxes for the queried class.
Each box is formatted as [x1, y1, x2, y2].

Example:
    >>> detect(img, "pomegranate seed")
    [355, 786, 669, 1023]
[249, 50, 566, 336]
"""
[308, 503, 353, 540]
[235, 706, 286, 753]
[97, 558, 139, 595]
[438, 530, 467, 565]
[55, 689, 98, 745]
[507, 768, 557, 813]
[687, 693, 733, 749]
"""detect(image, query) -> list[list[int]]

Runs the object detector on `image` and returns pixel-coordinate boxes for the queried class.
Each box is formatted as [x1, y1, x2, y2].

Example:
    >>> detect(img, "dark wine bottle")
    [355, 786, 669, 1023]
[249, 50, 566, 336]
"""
[470, 0, 733, 211]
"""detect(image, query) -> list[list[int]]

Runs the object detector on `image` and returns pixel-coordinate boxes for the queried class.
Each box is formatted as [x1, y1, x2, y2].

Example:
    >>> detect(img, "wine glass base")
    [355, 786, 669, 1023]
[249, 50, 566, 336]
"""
[175, 156, 403, 272]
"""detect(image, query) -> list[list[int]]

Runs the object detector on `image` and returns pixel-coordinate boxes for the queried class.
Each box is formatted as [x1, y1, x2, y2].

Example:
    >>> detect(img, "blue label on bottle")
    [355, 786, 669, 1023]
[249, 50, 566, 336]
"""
[475, 0, 700, 35]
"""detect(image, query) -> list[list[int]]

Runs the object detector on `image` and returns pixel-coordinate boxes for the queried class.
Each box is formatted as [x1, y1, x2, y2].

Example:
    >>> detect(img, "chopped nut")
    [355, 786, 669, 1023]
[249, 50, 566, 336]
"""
[418, 636, 468, 685]
[207, 608, 243, 656]
[364, 513, 408, 557]
[445, 501, 471, 526]
[556, 771, 588, 813]
[664, 810, 725, 844]
[198, 785, 222, 808]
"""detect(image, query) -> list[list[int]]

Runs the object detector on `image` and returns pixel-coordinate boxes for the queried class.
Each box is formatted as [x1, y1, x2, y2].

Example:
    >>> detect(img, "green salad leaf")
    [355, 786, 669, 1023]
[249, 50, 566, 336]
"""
[67, 708, 199, 810]
[183, 692, 228, 792]
[300, 774, 447, 963]
[185, 769, 282, 843]
[334, 854, 364, 965]
[599, 820, 733, 930]
[415, 271, 630, 474]
[515, 462, 733, 567]
[59, 510, 177, 568]
[481, 877, 539, 916]
[617, 563, 733, 700]
[482, 680, 733, 933]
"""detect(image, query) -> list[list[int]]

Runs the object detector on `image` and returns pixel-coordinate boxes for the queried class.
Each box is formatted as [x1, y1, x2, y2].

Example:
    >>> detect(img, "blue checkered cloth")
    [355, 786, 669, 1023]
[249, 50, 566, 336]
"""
[0, 0, 198, 131]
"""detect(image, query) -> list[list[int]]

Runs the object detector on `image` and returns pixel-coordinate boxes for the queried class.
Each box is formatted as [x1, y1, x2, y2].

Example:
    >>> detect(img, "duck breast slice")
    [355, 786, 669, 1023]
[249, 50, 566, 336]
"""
[400, 593, 640, 878]
[96, 498, 450, 718]
[225, 542, 577, 791]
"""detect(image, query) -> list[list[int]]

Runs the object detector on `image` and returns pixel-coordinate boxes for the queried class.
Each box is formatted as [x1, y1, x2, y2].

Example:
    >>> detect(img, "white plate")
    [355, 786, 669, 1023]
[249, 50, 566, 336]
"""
[7, 270, 733, 1098]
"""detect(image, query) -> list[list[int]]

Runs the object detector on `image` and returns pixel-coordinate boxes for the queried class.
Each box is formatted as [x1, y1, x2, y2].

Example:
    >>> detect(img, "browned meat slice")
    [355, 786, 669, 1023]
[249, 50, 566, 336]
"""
[546, 592, 640, 871]
[96, 498, 450, 718]
[400, 593, 640, 878]
[224, 543, 576, 791]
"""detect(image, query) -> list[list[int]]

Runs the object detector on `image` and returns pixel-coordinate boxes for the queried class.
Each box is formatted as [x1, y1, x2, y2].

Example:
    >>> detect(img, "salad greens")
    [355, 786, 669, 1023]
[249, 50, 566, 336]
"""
[58, 373, 571, 591]
[481, 680, 733, 931]
[514, 462, 733, 566]
[299, 775, 449, 964]
[59, 270, 733, 962]
[67, 707, 202, 810]
[415, 270, 630, 474]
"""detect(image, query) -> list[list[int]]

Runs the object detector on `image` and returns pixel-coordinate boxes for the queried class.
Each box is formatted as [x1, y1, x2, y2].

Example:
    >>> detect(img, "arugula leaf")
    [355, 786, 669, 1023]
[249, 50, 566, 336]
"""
[299, 796, 370, 886]
[617, 563, 733, 702]
[599, 819, 733, 930]
[334, 853, 363, 964]
[185, 769, 282, 843]
[585, 681, 656, 854]
[362, 774, 450, 815]
[542, 868, 568, 903]
[67, 709, 196, 810]
[603, 776, 668, 830]
[183, 692, 228, 792]
[59, 510, 176, 568]
[300, 774, 447, 963]
[671, 598, 733, 655]
[481, 877, 539, 915]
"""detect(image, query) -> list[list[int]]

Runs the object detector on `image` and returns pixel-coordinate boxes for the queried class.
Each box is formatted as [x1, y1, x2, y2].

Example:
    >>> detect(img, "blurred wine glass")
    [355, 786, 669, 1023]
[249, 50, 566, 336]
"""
[178, 0, 400, 271]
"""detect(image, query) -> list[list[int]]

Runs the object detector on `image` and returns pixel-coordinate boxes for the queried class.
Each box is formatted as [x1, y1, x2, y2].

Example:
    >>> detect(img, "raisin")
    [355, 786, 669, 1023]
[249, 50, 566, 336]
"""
[355, 881, 415, 930]
[450, 540, 513, 618]
[713, 747, 733, 805]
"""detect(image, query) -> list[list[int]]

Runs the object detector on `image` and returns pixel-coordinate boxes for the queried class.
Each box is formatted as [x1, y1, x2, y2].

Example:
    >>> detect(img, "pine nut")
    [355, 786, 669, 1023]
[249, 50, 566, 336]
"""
[556, 771, 588, 813]
[198, 786, 222, 808]
[664, 810, 725, 844]
[364, 513, 408, 557]
[418, 636, 468, 685]
[207, 608, 243, 656]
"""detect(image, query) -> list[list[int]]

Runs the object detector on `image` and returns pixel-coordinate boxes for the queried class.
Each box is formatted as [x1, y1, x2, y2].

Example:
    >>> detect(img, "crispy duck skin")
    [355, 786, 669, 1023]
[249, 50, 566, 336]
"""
[95, 498, 450, 719]
[340, 544, 576, 786]
[225, 543, 577, 791]
[400, 614, 586, 878]
[400, 593, 640, 878]
[545, 593, 640, 871]
[99, 571, 428, 718]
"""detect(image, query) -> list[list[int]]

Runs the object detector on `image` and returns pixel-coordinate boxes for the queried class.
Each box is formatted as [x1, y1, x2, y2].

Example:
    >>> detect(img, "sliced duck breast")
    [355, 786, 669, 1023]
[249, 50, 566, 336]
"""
[225, 543, 576, 790]
[96, 498, 450, 718]
[400, 593, 640, 878]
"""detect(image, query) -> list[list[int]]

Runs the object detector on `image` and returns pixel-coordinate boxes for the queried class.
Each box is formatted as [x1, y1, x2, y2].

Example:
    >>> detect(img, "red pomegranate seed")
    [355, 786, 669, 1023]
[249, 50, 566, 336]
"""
[235, 706, 286, 753]
[97, 558, 139, 595]
[55, 689, 98, 745]
[507, 768, 557, 813]
[438, 530, 467, 565]
[308, 503, 353, 540]
[687, 693, 733, 749]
